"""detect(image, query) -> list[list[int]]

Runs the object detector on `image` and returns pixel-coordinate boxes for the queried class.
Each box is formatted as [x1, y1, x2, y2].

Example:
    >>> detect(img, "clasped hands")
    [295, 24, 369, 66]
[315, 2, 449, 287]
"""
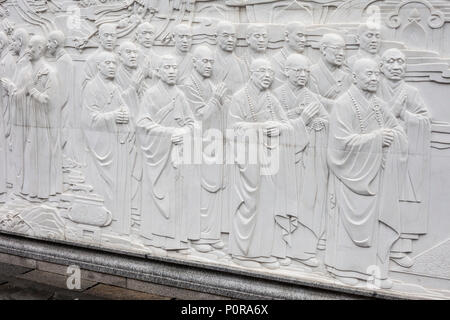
[115, 107, 130, 125]
[171, 127, 189, 145]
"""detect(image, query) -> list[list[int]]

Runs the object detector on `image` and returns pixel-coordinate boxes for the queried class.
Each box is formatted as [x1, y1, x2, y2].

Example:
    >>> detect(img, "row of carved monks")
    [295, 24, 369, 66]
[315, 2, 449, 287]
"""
[0, 21, 432, 288]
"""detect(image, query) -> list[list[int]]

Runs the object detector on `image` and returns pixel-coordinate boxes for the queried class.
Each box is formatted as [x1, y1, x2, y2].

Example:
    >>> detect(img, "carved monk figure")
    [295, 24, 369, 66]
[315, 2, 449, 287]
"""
[272, 22, 307, 87]
[20, 35, 60, 201]
[242, 24, 269, 78]
[379, 48, 432, 268]
[228, 58, 297, 270]
[212, 21, 246, 94]
[310, 33, 351, 102]
[45, 30, 74, 186]
[182, 46, 227, 253]
[137, 55, 199, 254]
[0, 28, 30, 192]
[82, 52, 135, 235]
[172, 24, 193, 85]
[83, 23, 117, 88]
[326, 58, 408, 289]
[212, 21, 247, 234]
[348, 23, 382, 69]
[274, 54, 329, 267]
[116, 41, 145, 234]
[135, 22, 160, 93]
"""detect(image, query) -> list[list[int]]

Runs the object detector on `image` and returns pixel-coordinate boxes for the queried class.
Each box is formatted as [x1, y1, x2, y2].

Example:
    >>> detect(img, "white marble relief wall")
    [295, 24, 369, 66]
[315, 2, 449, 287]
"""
[0, 0, 449, 298]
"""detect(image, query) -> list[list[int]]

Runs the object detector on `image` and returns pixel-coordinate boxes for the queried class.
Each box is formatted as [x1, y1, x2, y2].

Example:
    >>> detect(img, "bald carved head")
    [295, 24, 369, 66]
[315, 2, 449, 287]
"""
[320, 33, 346, 67]
[380, 48, 406, 81]
[193, 45, 214, 78]
[285, 22, 307, 53]
[246, 24, 268, 53]
[285, 54, 311, 88]
[250, 58, 274, 90]
[352, 58, 380, 92]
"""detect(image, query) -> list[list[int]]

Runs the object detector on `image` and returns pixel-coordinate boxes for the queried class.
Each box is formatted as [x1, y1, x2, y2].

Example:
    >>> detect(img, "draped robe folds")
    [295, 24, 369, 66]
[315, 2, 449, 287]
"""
[326, 85, 408, 280]
[378, 79, 431, 253]
[137, 81, 201, 250]
[0, 52, 17, 187]
[274, 84, 329, 261]
[46, 50, 74, 194]
[183, 73, 224, 244]
[21, 61, 59, 198]
[310, 59, 352, 100]
[175, 52, 193, 85]
[6, 55, 31, 193]
[82, 75, 135, 235]
[212, 49, 247, 233]
[115, 64, 144, 232]
[228, 83, 297, 262]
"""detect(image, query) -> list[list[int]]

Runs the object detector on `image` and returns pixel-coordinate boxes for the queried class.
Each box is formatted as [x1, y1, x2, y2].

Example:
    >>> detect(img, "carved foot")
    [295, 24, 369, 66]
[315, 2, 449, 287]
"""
[335, 276, 359, 287]
[261, 261, 280, 270]
[278, 258, 292, 267]
[211, 241, 225, 250]
[193, 244, 213, 253]
[296, 257, 319, 268]
[391, 255, 415, 268]
[378, 278, 393, 289]
[232, 258, 261, 269]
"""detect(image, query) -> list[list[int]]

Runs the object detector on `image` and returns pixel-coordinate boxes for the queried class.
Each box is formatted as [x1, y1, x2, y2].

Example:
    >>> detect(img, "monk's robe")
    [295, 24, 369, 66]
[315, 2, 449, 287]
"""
[137, 81, 201, 250]
[21, 61, 59, 199]
[378, 79, 431, 256]
[326, 85, 408, 281]
[0, 50, 18, 186]
[4, 54, 31, 192]
[46, 48, 75, 167]
[82, 74, 135, 235]
[137, 47, 160, 94]
[182, 72, 224, 245]
[274, 84, 329, 261]
[310, 59, 352, 100]
[174, 52, 193, 85]
[211, 49, 246, 233]
[228, 82, 298, 263]
[115, 64, 145, 233]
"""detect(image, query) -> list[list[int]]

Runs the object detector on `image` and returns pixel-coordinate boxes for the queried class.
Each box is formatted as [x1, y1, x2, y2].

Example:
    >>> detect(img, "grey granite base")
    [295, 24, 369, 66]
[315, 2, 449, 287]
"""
[0, 231, 389, 300]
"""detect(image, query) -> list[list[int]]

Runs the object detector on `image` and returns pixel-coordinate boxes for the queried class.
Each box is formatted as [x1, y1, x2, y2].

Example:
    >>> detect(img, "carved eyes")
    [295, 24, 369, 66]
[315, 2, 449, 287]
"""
[387, 58, 405, 64]
[220, 33, 236, 39]
[327, 45, 345, 52]
[163, 65, 178, 70]
[201, 59, 214, 64]
[365, 33, 381, 39]
[252, 34, 268, 40]
[287, 68, 310, 74]
[366, 71, 380, 76]
[253, 68, 274, 76]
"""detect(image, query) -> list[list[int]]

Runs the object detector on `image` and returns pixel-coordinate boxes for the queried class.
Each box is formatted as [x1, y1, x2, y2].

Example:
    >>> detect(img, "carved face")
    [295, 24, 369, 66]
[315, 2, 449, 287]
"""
[159, 58, 178, 85]
[322, 38, 346, 67]
[251, 61, 274, 90]
[359, 28, 381, 55]
[285, 60, 310, 88]
[46, 38, 59, 55]
[286, 29, 306, 53]
[381, 52, 406, 81]
[354, 63, 380, 92]
[98, 55, 117, 79]
[193, 52, 214, 78]
[247, 30, 268, 53]
[137, 26, 155, 49]
[99, 28, 117, 51]
[119, 44, 138, 69]
[10, 35, 22, 55]
[217, 25, 237, 52]
[26, 39, 44, 62]
[174, 30, 192, 53]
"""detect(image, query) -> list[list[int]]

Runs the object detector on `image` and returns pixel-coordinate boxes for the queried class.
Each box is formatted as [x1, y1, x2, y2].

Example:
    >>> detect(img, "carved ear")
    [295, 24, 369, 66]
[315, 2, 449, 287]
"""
[352, 72, 357, 84]
[285, 31, 289, 42]
[283, 67, 289, 78]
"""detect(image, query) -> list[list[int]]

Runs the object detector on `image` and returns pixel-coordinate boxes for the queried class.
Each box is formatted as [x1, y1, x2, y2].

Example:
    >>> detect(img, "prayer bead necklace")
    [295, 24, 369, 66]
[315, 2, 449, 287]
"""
[349, 91, 383, 133]
[191, 74, 204, 101]
[245, 85, 276, 122]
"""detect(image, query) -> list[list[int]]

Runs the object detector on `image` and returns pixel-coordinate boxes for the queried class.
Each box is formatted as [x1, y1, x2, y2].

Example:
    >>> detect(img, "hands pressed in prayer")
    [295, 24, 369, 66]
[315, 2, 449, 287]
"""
[392, 94, 407, 119]
[214, 82, 227, 104]
[1, 78, 14, 95]
[29, 88, 49, 104]
[171, 127, 189, 145]
[300, 102, 320, 126]
[115, 107, 130, 124]
[263, 121, 281, 137]
[381, 128, 394, 147]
